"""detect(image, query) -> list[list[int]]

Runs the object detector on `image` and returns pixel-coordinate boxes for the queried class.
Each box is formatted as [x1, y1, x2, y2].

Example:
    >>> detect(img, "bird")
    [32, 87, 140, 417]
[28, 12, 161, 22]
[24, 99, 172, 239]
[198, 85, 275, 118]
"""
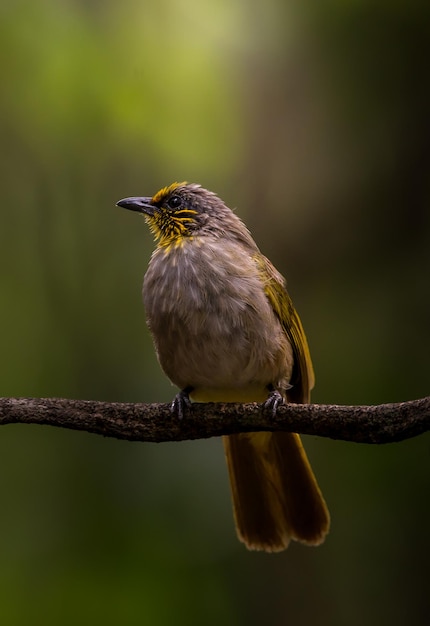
[117, 182, 330, 552]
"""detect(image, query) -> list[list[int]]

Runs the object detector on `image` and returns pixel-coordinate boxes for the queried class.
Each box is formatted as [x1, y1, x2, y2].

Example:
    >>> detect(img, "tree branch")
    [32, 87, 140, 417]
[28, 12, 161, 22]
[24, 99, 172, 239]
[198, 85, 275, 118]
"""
[0, 396, 429, 444]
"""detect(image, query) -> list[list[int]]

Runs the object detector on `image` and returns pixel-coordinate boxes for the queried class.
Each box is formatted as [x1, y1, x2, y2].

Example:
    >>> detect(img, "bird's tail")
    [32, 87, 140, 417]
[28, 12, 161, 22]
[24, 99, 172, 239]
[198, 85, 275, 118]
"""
[223, 431, 330, 551]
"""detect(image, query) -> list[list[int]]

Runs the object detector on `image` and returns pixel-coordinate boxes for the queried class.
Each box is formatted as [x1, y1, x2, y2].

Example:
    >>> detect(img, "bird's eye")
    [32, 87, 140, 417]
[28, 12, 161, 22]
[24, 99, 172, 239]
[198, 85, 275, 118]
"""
[167, 195, 182, 209]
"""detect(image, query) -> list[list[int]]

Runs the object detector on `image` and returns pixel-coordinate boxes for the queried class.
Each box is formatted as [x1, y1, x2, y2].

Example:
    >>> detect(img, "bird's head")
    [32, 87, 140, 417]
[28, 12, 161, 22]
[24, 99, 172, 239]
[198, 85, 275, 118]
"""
[117, 182, 253, 248]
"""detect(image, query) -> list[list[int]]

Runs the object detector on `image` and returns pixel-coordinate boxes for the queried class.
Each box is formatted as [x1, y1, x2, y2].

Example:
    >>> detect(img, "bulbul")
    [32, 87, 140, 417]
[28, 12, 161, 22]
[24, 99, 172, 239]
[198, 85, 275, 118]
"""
[117, 182, 330, 552]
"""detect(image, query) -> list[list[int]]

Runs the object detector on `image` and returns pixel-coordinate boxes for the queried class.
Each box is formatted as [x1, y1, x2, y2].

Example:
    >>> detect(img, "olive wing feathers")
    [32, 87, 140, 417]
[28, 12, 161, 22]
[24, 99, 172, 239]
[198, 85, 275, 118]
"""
[255, 254, 315, 403]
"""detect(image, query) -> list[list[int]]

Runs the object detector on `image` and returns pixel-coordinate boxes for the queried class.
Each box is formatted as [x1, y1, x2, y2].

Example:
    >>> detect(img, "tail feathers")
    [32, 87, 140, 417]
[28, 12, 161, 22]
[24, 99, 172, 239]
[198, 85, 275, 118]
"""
[223, 432, 330, 552]
[223, 433, 290, 551]
[273, 432, 330, 545]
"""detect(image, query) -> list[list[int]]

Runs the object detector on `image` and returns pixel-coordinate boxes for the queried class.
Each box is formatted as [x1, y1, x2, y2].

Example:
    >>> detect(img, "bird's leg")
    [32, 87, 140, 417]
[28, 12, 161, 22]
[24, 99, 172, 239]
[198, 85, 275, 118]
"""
[171, 386, 193, 419]
[263, 384, 291, 417]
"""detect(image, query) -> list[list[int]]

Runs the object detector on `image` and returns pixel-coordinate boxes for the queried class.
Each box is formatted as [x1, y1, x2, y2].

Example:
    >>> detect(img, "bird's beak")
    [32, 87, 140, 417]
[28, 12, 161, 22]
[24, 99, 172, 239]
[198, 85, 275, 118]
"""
[116, 196, 155, 216]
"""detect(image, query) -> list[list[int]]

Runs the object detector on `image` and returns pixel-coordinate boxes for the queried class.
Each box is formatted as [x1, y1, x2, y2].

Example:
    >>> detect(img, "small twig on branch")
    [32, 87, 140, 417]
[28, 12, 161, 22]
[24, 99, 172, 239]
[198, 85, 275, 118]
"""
[0, 396, 429, 444]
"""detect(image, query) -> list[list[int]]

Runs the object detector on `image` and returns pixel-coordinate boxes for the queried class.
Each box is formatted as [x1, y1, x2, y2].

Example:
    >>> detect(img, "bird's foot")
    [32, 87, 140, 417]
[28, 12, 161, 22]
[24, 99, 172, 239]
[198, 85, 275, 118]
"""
[263, 387, 285, 418]
[171, 387, 193, 419]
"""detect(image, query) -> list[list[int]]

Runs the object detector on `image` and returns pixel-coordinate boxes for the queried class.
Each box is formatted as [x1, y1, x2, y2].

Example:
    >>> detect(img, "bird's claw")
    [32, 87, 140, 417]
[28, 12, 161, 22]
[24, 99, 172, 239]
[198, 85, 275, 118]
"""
[171, 388, 192, 419]
[263, 388, 285, 418]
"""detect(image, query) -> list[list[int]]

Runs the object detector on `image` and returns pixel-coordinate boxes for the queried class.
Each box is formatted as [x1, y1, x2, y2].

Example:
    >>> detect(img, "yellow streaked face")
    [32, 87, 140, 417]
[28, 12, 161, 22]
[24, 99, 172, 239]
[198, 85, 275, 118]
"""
[117, 182, 199, 247]
[148, 183, 199, 246]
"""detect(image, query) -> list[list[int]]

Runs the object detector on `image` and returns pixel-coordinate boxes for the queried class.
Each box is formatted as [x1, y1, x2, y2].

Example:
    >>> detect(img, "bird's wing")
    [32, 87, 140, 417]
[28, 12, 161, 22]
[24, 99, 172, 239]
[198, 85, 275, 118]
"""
[255, 254, 315, 404]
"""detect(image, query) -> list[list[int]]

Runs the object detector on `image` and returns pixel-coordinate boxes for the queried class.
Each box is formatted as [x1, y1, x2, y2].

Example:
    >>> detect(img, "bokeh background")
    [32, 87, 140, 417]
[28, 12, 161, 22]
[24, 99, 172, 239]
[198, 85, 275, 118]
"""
[1, 1, 429, 624]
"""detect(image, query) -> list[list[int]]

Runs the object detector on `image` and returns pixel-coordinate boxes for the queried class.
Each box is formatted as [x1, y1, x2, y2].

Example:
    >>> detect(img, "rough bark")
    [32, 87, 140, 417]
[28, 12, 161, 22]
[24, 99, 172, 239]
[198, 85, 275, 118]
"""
[0, 396, 428, 444]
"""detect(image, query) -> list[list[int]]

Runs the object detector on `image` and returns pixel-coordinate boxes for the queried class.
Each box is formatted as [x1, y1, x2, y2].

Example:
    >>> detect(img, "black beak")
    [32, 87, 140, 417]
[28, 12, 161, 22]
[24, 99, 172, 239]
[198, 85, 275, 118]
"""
[116, 196, 155, 215]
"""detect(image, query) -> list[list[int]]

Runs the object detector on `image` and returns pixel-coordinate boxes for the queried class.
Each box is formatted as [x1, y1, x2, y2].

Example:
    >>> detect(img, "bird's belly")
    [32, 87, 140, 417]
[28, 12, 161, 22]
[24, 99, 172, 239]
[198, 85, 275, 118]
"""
[190, 385, 269, 403]
[143, 241, 293, 397]
[148, 299, 292, 399]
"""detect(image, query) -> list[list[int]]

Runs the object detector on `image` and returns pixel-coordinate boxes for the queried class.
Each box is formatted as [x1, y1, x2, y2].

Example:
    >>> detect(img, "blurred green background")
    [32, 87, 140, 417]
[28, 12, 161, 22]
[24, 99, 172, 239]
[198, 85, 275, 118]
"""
[1, 1, 429, 624]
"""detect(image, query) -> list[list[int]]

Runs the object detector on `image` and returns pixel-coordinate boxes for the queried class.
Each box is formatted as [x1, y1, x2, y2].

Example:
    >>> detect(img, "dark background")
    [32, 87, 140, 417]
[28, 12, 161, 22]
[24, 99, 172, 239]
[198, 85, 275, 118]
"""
[1, 1, 429, 624]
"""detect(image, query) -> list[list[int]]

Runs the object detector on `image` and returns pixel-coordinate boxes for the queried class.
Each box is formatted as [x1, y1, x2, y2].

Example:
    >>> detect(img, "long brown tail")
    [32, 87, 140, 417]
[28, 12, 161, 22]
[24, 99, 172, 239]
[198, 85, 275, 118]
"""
[223, 431, 330, 552]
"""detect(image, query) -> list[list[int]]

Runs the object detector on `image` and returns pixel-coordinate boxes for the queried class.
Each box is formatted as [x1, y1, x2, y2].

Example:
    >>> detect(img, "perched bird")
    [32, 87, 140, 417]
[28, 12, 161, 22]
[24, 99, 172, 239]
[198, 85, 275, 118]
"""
[117, 182, 330, 552]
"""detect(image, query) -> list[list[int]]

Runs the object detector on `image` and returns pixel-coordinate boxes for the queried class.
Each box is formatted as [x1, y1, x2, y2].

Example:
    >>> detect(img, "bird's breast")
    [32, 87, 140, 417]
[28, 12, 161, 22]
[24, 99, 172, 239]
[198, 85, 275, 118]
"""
[143, 238, 292, 395]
